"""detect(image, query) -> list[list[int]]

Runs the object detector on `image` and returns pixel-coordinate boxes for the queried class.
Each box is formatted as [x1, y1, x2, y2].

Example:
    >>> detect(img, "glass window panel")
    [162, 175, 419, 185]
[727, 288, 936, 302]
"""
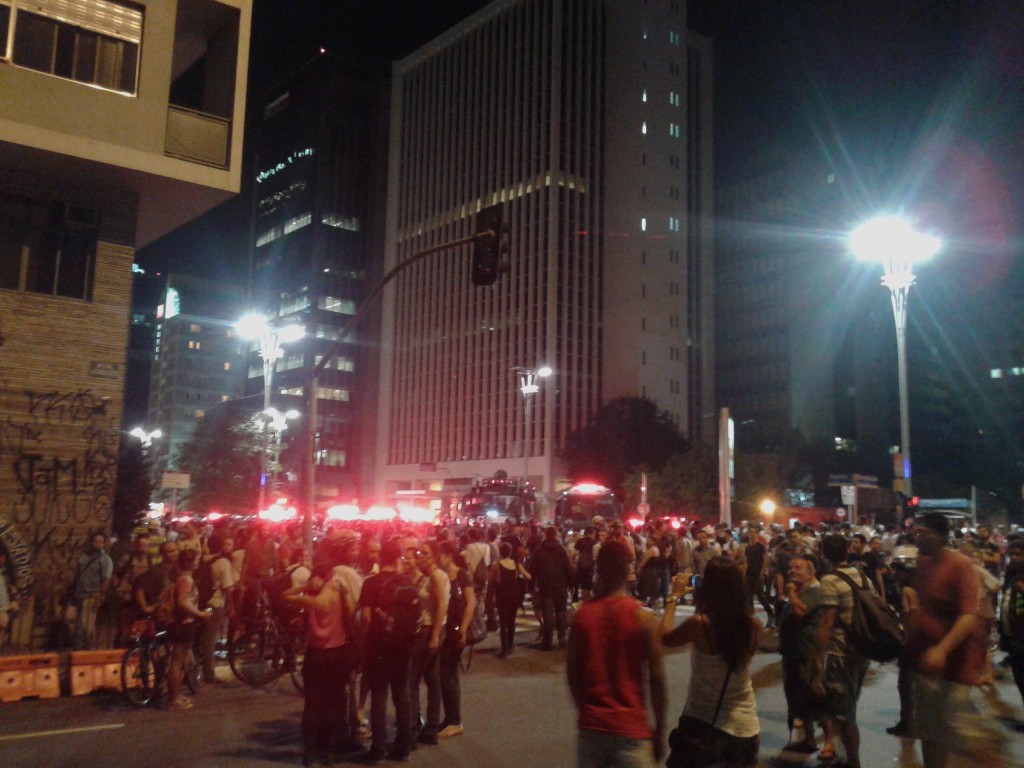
[13, 12, 58, 72]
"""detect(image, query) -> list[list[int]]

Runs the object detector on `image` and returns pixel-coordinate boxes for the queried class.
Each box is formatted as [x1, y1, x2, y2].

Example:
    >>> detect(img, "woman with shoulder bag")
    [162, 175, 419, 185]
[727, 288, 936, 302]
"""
[661, 556, 761, 768]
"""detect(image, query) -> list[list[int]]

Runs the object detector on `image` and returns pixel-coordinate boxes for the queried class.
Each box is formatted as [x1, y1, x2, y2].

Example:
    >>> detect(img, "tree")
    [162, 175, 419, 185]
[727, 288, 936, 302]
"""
[622, 442, 718, 520]
[562, 396, 686, 496]
[174, 403, 263, 515]
[113, 439, 154, 537]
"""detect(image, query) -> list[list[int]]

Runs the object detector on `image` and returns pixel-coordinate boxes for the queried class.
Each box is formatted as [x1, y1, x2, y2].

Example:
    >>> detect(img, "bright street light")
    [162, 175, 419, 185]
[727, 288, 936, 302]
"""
[512, 365, 553, 496]
[129, 427, 162, 447]
[759, 499, 776, 517]
[237, 314, 305, 514]
[849, 215, 941, 499]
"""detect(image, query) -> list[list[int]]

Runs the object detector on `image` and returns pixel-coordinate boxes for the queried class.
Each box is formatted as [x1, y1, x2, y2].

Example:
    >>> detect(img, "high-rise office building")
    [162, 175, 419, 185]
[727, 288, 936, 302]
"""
[250, 54, 389, 504]
[147, 273, 247, 482]
[375, 0, 714, 504]
[0, 0, 251, 645]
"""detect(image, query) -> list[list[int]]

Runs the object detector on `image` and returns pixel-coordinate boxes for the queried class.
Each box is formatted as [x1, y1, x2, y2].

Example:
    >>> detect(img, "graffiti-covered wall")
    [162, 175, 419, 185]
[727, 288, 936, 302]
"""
[0, 237, 133, 644]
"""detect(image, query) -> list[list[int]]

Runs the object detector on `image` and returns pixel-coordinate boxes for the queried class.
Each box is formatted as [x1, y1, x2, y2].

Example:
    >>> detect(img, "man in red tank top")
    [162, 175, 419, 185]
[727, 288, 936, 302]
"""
[567, 540, 666, 767]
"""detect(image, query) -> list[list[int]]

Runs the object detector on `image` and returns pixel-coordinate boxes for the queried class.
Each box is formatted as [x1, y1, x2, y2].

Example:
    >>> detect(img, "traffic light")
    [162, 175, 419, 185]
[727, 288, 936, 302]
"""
[472, 203, 505, 286]
[902, 495, 919, 518]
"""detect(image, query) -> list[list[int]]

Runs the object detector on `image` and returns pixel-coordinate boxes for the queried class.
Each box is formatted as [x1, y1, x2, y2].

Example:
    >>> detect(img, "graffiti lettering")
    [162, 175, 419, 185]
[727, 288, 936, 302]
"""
[0, 516, 32, 590]
[25, 389, 109, 425]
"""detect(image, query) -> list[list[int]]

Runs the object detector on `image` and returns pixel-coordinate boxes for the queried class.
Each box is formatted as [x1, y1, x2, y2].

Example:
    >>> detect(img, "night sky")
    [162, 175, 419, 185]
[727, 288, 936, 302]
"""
[139, 0, 1023, 307]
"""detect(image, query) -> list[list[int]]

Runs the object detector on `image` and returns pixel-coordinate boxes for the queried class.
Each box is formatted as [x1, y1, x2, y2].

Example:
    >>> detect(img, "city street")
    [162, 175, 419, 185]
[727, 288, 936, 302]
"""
[1, 607, 1022, 768]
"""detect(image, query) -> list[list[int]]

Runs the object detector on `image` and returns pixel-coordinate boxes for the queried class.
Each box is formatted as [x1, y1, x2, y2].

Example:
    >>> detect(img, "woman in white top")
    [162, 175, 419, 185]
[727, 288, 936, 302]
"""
[661, 555, 761, 768]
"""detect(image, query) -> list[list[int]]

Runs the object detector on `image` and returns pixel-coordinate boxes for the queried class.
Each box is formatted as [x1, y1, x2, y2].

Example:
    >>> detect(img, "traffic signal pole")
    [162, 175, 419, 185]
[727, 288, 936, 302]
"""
[302, 225, 505, 557]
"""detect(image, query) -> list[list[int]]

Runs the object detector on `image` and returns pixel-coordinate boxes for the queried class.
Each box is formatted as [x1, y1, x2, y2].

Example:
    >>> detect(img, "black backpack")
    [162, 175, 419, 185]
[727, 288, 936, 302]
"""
[372, 573, 422, 651]
[194, 555, 222, 610]
[832, 568, 904, 663]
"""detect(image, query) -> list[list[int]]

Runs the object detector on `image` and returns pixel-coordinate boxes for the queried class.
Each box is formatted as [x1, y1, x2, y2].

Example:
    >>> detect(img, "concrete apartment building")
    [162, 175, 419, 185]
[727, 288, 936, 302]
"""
[375, 0, 714, 507]
[0, 0, 251, 646]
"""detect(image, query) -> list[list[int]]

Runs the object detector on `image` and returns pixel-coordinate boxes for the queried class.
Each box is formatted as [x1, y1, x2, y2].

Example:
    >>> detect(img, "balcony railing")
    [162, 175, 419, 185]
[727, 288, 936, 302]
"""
[165, 105, 230, 169]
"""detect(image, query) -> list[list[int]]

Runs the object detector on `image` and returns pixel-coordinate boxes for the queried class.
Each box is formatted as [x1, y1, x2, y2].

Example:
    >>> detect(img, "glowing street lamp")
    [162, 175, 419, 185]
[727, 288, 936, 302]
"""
[849, 215, 941, 498]
[759, 498, 776, 518]
[129, 427, 162, 448]
[512, 365, 553, 494]
[263, 407, 300, 497]
[237, 314, 305, 514]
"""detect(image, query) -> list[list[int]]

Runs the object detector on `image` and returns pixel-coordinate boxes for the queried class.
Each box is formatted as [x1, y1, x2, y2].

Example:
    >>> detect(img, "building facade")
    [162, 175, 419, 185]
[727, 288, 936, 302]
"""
[146, 273, 247, 486]
[250, 54, 390, 506]
[0, 0, 251, 647]
[375, 0, 714, 506]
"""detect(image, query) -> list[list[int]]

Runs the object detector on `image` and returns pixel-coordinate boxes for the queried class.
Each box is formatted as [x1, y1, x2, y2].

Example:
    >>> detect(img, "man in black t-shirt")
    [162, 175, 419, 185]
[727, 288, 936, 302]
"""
[357, 540, 413, 763]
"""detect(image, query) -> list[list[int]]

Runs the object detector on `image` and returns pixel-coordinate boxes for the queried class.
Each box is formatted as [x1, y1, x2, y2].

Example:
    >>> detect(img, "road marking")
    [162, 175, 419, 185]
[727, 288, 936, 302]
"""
[0, 723, 125, 742]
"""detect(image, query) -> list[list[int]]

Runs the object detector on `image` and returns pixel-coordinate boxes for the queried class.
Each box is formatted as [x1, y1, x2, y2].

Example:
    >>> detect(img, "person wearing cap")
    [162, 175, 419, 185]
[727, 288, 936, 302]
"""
[904, 513, 988, 768]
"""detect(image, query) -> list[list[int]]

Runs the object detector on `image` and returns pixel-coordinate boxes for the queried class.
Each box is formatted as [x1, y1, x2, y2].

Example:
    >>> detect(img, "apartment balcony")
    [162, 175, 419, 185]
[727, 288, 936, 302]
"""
[165, 106, 230, 169]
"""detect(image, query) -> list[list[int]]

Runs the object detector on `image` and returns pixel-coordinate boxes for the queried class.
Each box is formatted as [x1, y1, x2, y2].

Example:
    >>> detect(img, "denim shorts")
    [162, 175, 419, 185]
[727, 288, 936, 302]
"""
[578, 729, 657, 768]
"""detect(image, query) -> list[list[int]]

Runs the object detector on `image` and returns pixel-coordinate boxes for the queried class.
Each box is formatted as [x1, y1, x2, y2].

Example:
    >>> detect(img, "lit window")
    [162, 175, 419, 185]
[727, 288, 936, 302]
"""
[7, 0, 143, 95]
[990, 369, 1003, 379]
[188, 340, 201, 350]
[195, 410, 205, 418]
[190, 324, 202, 332]
[221, 395, 229, 402]
[283, 212, 312, 235]
[641, 218, 647, 232]
[322, 213, 361, 231]
[223, 362, 231, 371]
[318, 296, 356, 314]
[642, 89, 647, 103]
[641, 121, 647, 135]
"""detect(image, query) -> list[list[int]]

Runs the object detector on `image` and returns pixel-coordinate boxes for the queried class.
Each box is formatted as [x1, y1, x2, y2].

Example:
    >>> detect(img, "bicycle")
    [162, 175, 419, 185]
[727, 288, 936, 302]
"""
[121, 618, 201, 707]
[228, 582, 305, 691]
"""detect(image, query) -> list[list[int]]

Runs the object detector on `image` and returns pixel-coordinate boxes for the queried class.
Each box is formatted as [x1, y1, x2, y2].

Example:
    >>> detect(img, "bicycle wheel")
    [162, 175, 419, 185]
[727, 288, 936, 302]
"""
[229, 621, 285, 687]
[121, 646, 156, 708]
[185, 649, 203, 694]
[289, 633, 306, 693]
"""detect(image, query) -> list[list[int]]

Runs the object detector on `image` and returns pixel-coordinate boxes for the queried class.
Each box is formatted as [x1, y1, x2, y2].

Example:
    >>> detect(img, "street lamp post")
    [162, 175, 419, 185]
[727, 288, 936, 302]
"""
[238, 314, 304, 515]
[263, 407, 300, 498]
[513, 365, 552, 494]
[849, 216, 941, 499]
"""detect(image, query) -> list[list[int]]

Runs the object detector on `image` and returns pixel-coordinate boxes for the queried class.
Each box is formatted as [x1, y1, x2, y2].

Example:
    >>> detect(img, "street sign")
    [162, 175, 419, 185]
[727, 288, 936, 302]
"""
[161, 472, 190, 490]
[841, 485, 856, 505]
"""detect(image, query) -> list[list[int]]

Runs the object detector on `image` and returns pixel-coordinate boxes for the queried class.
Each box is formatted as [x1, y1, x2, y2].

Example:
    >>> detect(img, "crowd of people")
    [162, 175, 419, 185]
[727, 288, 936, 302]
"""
[566, 513, 1024, 768]
[5, 510, 1024, 768]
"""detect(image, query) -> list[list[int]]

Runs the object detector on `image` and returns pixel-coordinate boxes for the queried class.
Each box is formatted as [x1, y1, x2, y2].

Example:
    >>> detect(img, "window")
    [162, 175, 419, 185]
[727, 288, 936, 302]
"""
[6, 0, 143, 95]
[223, 362, 231, 371]
[0, 194, 97, 300]
[318, 296, 356, 314]
[316, 449, 346, 467]
[190, 323, 202, 332]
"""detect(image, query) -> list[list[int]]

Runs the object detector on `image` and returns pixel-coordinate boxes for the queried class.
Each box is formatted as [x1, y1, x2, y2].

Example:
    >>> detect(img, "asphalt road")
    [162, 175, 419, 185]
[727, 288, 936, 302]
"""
[2, 607, 1023, 768]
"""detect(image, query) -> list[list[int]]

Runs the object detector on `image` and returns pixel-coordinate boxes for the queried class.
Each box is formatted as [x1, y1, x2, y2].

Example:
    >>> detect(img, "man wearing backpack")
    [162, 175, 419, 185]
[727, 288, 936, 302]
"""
[357, 540, 416, 764]
[72, 532, 114, 649]
[812, 534, 869, 768]
[198, 534, 236, 683]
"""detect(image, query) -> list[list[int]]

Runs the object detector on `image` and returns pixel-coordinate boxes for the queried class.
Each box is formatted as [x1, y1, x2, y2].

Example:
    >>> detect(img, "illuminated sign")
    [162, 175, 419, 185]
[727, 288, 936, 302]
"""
[165, 287, 180, 319]
[256, 148, 316, 183]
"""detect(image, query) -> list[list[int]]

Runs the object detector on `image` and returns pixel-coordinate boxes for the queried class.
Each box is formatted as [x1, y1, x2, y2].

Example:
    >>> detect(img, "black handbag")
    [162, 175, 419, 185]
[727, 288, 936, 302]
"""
[665, 666, 732, 768]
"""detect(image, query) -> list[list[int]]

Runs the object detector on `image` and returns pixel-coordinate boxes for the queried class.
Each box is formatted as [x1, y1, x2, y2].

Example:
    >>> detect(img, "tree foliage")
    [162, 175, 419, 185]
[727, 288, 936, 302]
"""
[562, 396, 687, 496]
[622, 442, 718, 520]
[174, 403, 263, 515]
[113, 439, 154, 537]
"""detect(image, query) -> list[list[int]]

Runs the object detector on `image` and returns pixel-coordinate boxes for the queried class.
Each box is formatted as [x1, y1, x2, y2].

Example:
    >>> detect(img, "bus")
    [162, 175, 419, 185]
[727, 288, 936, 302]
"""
[554, 483, 622, 529]
[460, 479, 536, 524]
